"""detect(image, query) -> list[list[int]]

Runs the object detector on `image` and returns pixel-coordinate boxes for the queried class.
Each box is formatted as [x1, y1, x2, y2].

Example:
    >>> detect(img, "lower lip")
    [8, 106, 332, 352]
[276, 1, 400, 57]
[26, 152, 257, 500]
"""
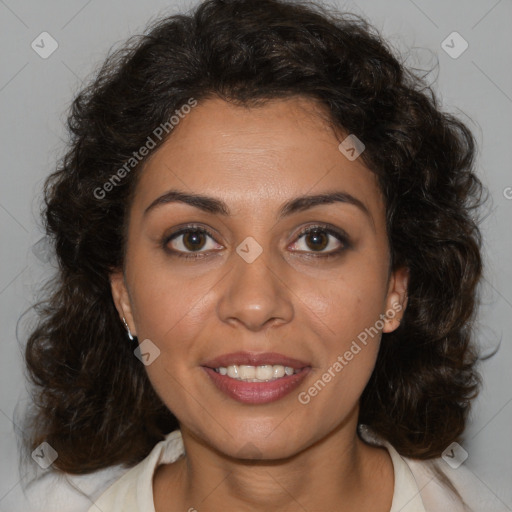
[202, 366, 311, 404]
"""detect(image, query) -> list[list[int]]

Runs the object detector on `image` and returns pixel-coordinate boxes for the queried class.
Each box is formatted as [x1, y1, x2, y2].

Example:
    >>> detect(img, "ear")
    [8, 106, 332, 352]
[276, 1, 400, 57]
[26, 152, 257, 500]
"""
[110, 269, 137, 337]
[382, 266, 409, 333]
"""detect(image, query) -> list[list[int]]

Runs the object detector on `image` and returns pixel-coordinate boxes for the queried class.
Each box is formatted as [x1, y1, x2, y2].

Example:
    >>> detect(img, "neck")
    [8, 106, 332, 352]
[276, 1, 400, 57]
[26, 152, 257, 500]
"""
[154, 414, 394, 512]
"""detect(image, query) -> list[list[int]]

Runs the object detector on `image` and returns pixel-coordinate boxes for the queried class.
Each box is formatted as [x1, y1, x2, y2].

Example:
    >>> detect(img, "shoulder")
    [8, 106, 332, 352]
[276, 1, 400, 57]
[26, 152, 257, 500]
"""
[88, 430, 185, 512]
[5, 431, 183, 512]
[404, 453, 509, 512]
[3, 465, 128, 512]
[358, 425, 508, 512]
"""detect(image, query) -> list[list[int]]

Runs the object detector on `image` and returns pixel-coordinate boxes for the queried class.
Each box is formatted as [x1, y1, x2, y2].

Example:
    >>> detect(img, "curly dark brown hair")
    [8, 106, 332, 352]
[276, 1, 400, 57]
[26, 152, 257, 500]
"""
[23, 0, 486, 474]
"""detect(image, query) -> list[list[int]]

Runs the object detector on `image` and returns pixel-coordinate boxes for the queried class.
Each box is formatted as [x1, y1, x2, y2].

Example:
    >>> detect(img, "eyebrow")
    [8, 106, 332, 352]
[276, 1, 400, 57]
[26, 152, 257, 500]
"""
[143, 188, 374, 228]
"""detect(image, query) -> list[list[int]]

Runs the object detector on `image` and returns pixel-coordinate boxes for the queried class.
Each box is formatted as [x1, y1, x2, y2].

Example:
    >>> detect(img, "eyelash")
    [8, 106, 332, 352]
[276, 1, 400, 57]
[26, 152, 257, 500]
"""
[161, 223, 351, 260]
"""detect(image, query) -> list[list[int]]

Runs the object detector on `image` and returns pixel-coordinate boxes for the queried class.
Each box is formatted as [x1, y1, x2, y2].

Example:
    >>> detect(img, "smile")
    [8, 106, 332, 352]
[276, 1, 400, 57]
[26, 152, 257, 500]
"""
[213, 364, 301, 382]
[203, 365, 311, 404]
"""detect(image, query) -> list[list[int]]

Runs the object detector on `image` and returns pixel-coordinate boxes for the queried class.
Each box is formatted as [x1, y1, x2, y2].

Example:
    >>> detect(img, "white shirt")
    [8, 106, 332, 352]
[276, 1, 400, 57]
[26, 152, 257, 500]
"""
[5, 427, 508, 512]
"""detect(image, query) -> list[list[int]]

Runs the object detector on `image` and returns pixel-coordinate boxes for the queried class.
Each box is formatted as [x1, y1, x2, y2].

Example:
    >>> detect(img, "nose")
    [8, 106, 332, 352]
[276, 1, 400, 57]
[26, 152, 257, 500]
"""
[216, 248, 294, 332]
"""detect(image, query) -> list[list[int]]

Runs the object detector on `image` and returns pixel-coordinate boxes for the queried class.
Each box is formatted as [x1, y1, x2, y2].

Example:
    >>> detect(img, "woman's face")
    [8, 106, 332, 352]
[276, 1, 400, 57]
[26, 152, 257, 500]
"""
[111, 96, 408, 459]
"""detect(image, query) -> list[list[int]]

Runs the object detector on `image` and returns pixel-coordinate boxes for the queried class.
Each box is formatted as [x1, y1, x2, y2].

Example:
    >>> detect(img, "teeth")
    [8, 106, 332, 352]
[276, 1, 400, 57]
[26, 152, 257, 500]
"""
[214, 364, 300, 382]
[255, 365, 273, 380]
[240, 365, 256, 379]
[273, 365, 285, 378]
[227, 366, 239, 379]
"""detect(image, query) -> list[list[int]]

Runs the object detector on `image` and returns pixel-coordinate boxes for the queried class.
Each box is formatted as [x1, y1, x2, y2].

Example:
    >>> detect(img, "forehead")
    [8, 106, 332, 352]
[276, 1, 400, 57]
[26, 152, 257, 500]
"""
[130, 96, 385, 223]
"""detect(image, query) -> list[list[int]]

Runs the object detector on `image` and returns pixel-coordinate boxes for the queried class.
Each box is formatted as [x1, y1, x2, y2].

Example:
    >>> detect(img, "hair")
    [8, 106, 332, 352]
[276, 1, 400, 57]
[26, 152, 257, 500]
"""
[23, 0, 486, 475]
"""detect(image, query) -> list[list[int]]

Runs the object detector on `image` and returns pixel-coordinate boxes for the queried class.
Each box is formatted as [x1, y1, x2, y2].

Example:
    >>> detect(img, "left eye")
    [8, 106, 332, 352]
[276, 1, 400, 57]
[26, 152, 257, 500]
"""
[290, 226, 347, 254]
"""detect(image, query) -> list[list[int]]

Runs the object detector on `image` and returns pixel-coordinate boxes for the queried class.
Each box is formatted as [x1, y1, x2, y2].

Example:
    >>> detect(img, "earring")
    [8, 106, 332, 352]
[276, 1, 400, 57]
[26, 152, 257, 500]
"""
[122, 317, 134, 341]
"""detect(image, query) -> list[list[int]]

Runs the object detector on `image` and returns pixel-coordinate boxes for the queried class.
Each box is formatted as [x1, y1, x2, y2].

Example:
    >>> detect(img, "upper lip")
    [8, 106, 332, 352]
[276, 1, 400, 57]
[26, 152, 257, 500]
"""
[202, 352, 310, 369]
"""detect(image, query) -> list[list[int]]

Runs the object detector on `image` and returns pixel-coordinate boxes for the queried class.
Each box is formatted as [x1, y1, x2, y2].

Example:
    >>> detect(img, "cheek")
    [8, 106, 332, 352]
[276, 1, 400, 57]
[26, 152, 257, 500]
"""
[296, 260, 388, 351]
[295, 283, 383, 424]
[292, 264, 387, 408]
[127, 249, 219, 344]
[127, 268, 212, 416]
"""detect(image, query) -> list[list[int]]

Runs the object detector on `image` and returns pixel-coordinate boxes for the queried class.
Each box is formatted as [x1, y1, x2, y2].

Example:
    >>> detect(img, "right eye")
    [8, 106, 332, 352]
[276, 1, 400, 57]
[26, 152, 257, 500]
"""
[162, 225, 223, 259]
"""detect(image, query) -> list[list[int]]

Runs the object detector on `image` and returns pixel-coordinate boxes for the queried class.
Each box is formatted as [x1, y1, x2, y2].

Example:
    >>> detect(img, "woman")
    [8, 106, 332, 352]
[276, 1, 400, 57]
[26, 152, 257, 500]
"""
[20, 0, 497, 510]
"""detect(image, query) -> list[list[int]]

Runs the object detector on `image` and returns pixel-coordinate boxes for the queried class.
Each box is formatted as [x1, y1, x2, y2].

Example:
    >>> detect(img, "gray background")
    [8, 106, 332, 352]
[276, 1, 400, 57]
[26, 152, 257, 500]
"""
[1, 0, 511, 509]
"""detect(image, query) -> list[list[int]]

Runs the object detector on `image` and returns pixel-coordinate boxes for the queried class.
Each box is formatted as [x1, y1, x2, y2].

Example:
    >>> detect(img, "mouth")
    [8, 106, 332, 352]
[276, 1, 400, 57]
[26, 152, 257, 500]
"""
[201, 352, 311, 404]
[211, 363, 302, 381]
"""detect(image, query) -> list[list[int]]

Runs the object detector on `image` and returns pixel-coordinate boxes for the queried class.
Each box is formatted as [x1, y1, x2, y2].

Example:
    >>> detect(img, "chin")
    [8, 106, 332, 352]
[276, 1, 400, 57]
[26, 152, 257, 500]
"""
[205, 421, 310, 461]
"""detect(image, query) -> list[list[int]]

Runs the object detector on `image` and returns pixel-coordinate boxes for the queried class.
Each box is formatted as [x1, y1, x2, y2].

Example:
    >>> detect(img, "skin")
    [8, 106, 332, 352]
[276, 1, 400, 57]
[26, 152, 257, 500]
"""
[111, 96, 409, 512]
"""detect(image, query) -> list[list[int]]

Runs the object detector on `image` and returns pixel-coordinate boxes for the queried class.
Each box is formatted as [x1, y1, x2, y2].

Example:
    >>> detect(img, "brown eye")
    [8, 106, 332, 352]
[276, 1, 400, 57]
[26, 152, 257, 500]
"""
[290, 224, 350, 258]
[182, 230, 208, 251]
[303, 229, 329, 251]
[163, 226, 222, 258]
